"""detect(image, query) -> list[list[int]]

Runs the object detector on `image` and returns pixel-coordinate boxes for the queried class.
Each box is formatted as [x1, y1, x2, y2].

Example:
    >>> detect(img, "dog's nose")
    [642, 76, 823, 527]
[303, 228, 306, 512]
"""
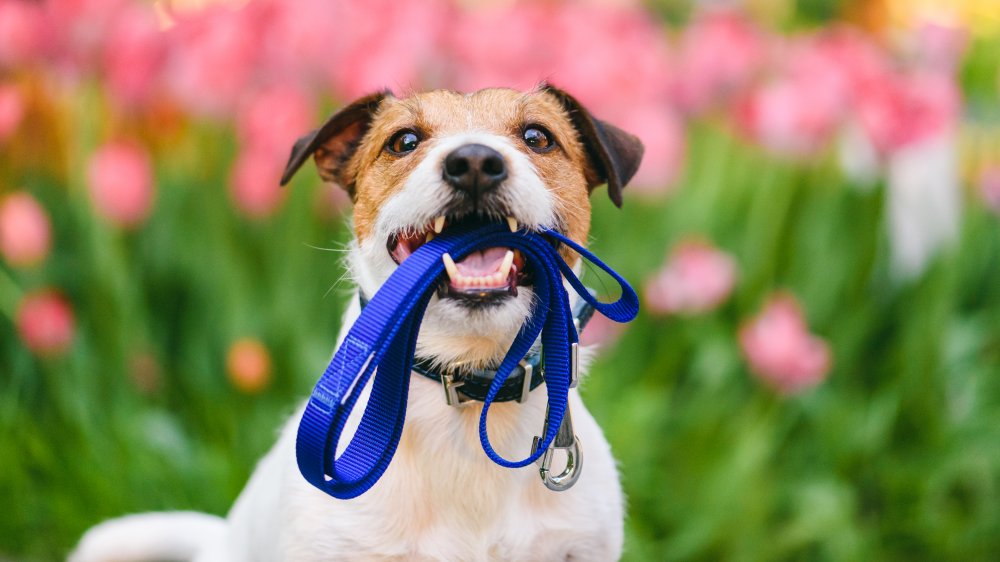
[443, 144, 507, 196]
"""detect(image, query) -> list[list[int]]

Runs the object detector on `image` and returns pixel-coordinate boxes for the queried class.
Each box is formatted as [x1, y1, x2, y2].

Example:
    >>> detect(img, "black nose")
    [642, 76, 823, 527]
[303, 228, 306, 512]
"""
[443, 144, 507, 196]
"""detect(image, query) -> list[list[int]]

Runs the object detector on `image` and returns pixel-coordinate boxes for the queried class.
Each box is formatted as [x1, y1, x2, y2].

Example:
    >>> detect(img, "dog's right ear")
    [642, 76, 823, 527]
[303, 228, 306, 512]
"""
[280, 90, 391, 195]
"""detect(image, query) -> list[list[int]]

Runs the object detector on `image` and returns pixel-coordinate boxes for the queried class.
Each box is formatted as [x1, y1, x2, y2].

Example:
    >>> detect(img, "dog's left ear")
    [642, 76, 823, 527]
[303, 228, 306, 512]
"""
[280, 90, 391, 196]
[542, 85, 644, 208]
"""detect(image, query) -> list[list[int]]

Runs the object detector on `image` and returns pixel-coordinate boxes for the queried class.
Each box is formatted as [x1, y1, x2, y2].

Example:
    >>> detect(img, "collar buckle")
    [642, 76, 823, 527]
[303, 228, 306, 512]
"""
[441, 373, 470, 407]
[440, 362, 471, 407]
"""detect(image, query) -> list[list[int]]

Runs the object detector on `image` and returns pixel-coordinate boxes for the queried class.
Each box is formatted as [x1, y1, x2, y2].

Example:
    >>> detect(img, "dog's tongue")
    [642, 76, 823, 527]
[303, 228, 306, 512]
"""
[455, 247, 508, 276]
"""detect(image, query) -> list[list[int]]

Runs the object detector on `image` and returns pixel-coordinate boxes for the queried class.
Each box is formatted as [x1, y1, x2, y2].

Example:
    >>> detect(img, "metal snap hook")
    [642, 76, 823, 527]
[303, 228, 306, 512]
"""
[530, 402, 583, 491]
[536, 434, 582, 491]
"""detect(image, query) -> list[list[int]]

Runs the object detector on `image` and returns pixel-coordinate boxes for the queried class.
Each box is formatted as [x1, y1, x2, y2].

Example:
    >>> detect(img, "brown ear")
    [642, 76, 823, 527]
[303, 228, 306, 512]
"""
[542, 85, 644, 208]
[280, 90, 391, 195]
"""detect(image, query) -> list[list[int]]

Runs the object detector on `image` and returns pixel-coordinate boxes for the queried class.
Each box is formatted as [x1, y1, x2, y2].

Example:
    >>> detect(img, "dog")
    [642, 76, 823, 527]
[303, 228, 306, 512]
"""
[71, 84, 644, 562]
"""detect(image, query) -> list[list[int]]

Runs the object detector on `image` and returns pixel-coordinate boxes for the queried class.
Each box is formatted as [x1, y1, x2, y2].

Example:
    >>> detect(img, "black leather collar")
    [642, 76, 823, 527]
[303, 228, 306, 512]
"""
[357, 291, 596, 404]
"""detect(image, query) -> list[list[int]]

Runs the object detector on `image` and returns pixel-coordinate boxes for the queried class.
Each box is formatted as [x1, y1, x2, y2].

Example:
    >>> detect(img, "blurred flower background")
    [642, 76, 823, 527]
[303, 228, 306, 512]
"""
[2, 0, 1000, 559]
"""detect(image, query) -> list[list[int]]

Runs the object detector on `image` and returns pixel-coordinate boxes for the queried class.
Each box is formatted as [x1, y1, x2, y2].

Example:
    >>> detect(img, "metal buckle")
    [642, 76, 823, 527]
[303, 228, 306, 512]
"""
[517, 359, 533, 404]
[530, 402, 583, 491]
[441, 373, 470, 406]
[570, 342, 579, 389]
[440, 363, 471, 407]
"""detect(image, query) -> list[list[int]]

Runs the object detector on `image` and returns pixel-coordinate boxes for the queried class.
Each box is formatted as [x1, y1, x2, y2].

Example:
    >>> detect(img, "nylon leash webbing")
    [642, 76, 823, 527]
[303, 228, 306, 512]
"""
[296, 223, 639, 499]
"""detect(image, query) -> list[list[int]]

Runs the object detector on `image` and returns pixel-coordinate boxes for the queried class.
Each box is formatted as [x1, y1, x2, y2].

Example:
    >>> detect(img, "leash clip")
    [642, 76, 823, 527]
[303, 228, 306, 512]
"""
[530, 402, 583, 492]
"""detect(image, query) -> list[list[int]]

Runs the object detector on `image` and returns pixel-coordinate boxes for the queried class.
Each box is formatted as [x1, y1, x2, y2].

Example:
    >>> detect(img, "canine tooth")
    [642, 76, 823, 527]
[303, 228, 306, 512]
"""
[506, 216, 518, 232]
[498, 250, 514, 279]
[433, 216, 445, 234]
[442, 253, 459, 280]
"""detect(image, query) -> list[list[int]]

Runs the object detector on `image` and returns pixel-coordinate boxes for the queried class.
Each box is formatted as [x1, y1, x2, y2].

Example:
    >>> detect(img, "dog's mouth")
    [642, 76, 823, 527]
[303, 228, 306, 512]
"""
[387, 215, 535, 305]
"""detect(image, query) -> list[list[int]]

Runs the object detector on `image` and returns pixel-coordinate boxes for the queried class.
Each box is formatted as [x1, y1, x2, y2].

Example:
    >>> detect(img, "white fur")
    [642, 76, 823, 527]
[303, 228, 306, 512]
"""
[70, 512, 226, 562]
[71, 129, 623, 562]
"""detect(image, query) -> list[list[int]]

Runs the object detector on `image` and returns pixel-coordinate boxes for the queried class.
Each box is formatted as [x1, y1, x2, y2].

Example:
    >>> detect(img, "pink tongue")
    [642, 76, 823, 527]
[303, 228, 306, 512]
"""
[455, 247, 508, 276]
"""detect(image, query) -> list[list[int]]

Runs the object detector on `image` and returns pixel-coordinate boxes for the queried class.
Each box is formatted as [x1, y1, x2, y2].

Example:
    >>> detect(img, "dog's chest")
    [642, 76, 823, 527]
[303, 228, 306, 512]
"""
[268, 390, 621, 561]
[281, 455, 610, 562]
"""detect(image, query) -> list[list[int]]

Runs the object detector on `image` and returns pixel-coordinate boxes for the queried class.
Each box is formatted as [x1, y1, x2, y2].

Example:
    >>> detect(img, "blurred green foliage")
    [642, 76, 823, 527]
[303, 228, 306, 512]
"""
[587, 125, 1000, 561]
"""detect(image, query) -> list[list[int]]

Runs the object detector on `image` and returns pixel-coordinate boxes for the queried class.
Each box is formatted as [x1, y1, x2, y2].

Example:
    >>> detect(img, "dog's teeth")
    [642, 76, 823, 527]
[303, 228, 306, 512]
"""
[506, 216, 518, 232]
[498, 250, 514, 280]
[442, 253, 459, 280]
[433, 216, 445, 234]
[425, 231, 435, 242]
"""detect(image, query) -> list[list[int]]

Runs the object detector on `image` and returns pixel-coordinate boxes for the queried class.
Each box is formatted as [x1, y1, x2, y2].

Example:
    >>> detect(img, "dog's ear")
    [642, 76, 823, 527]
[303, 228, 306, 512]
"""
[280, 90, 391, 195]
[542, 84, 644, 208]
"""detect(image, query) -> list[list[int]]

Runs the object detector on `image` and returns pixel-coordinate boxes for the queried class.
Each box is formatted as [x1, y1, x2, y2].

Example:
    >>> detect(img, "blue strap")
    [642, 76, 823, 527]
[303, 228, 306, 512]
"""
[296, 223, 638, 499]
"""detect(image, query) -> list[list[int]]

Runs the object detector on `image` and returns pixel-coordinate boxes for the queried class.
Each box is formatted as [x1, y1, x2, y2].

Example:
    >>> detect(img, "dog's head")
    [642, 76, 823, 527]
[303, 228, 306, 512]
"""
[282, 86, 643, 369]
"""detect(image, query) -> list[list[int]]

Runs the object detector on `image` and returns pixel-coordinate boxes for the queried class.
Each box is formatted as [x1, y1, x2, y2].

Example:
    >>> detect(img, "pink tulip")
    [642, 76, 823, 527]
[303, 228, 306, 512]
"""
[43, 0, 131, 80]
[164, 5, 261, 118]
[542, 5, 673, 113]
[579, 313, 626, 348]
[0, 0, 47, 68]
[448, 2, 557, 93]
[101, 4, 166, 109]
[251, 0, 341, 84]
[736, 75, 843, 157]
[739, 294, 831, 395]
[229, 147, 286, 219]
[16, 289, 75, 357]
[86, 141, 155, 228]
[450, 3, 672, 108]
[735, 31, 877, 157]
[673, 7, 764, 114]
[855, 69, 960, 154]
[980, 167, 1000, 215]
[323, 0, 451, 99]
[0, 192, 52, 267]
[226, 338, 272, 394]
[913, 20, 967, 75]
[236, 85, 314, 162]
[0, 84, 25, 143]
[804, 26, 890, 103]
[645, 239, 737, 316]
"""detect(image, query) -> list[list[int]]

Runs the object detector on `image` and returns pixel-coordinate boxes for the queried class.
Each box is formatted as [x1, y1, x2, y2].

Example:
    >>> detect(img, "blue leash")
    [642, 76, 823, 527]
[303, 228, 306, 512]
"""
[296, 222, 639, 499]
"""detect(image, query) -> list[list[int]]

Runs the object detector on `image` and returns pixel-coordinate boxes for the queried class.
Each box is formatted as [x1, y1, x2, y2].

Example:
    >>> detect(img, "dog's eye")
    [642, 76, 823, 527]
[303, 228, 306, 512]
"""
[522, 126, 554, 152]
[387, 130, 421, 155]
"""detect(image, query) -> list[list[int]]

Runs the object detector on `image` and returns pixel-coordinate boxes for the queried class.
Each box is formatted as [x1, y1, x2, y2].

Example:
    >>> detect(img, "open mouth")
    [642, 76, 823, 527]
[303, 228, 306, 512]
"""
[387, 215, 531, 304]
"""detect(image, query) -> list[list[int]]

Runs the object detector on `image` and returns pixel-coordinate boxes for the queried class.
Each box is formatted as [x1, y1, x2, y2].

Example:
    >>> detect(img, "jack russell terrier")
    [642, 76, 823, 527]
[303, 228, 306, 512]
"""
[72, 84, 644, 562]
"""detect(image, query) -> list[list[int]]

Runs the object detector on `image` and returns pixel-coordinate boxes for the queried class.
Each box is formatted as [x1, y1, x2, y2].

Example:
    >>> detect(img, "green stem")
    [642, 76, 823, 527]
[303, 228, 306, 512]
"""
[0, 266, 22, 321]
